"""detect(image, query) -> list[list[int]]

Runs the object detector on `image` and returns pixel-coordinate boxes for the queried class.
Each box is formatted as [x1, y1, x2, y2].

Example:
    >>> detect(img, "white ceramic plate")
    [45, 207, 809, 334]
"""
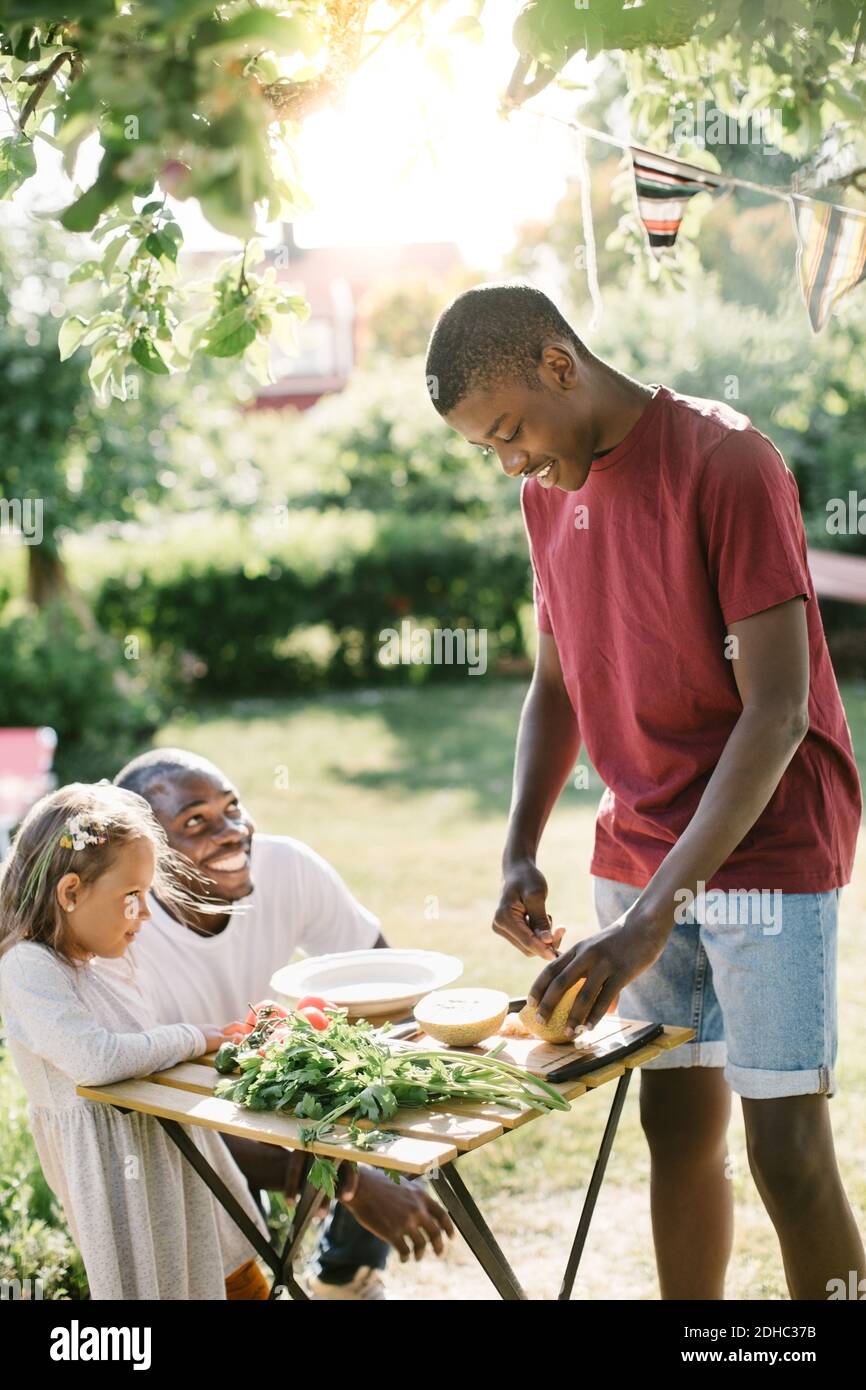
[270, 948, 464, 1020]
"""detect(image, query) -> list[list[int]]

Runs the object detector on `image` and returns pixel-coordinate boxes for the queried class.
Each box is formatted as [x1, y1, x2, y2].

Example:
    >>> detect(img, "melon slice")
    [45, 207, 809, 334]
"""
[414, 988, 509, 1045]
[518, 979, 587, 1044]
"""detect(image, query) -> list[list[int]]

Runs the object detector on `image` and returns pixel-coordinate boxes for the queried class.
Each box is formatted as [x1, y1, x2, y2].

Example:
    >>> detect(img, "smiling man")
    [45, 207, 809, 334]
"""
[425, 281, 865, 1300]
[107, 749, 453, 1299]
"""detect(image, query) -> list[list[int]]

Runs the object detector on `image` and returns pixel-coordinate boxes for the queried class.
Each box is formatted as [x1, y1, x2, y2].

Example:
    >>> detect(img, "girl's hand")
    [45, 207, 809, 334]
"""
[200, 1024, 230, 1053]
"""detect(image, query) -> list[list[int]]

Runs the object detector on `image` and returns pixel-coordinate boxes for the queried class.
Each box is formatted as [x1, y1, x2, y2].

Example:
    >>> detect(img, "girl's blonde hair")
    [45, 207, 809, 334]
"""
[0, 781, 230, 965]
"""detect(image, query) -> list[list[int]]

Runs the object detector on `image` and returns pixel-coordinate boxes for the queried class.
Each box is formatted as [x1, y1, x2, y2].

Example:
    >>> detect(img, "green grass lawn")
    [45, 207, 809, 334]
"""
[3, 678, 865, 1299]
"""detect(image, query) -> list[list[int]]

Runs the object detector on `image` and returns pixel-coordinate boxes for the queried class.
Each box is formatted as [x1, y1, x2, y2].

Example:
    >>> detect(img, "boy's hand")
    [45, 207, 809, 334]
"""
[494, 857, 564, 959]
[527, 909, 670, 1033]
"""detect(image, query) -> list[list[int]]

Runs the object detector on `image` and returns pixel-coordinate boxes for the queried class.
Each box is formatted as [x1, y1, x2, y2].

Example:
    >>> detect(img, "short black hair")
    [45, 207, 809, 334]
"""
[425, 281, 585, 417]
[113, 748, 226, 803]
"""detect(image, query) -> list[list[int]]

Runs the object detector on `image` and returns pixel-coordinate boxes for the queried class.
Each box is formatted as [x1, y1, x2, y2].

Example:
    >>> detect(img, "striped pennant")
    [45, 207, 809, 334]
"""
[790, 197, 866, 333]
[631, 148, 720, 259]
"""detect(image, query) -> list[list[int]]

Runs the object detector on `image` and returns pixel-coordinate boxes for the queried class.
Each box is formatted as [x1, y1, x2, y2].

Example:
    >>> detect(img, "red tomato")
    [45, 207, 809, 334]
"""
[296, 994, 333, 1013]
[298, 1006, 329, 1031]
[245, 999, 289, 1028]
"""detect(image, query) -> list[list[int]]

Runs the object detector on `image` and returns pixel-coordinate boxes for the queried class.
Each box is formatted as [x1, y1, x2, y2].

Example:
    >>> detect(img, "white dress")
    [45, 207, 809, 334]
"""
[0, 941, 269, 1300]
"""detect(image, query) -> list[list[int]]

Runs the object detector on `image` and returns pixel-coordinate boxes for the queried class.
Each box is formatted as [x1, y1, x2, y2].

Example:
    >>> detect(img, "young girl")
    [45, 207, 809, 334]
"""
[0, 782, 271, 1300]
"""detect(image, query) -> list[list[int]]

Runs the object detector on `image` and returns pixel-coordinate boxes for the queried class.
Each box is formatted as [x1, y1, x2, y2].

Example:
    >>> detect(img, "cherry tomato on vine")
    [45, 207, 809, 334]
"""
[296, 994, 333, 1013]
[298, 1006, 329, 1031]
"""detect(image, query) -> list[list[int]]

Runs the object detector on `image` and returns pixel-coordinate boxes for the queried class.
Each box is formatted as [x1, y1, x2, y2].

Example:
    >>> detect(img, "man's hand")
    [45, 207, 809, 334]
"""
[339, 1167, 455, 1262]
[493, 857, 565, 960]
[527, 908, 670, 1034]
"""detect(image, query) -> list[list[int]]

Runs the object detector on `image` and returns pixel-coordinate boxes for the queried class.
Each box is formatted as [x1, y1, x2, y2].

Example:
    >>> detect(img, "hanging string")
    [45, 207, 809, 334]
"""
[523, 108, 866, 221]
[574, 127, 604, 330]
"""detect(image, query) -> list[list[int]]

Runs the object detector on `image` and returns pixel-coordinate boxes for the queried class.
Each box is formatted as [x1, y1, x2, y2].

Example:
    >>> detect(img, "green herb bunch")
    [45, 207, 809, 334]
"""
[215, 1009, 570, 1196]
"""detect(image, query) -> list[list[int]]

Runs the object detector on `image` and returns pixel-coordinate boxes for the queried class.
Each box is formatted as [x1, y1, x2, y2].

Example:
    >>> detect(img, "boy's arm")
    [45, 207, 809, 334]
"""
[493, 630, 582, 959]
[529, 597, 810, 1031]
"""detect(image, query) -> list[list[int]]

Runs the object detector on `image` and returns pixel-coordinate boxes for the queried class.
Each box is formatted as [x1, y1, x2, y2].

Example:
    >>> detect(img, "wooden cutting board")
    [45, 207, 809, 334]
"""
[397, 1015, 663, 1080]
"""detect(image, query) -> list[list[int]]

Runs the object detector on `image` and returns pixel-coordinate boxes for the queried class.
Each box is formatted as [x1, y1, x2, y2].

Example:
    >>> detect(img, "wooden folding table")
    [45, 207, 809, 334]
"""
[77, 1022, 693, 1300]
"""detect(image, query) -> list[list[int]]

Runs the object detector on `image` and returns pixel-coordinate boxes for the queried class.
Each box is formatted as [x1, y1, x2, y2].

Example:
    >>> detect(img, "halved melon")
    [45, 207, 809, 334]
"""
[518, 979, 586, 1044]
[414, 988, 509, 1045]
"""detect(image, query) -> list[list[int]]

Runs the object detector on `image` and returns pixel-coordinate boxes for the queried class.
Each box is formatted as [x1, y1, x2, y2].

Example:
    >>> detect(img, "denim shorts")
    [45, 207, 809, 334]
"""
[593, 875, 840, 1100]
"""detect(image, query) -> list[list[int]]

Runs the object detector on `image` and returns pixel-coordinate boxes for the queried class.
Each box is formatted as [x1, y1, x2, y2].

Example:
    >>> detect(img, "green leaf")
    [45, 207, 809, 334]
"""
[172, 310, 210, 360]
[12, 26, 39, 62]
[60, 164, 125, 233]
[67, 260, 101, 285]
[92, 212, 133, 242]
[101, 234, 126, 280]
[81, 313, 122, 347]
[0, 137, 37, 199]
[143, 229, 177, 262]
[131, 336, 170, 375]
[196, 11, 319, 56]
[308, 1158, 338, 1199]
[157, 229, 178, 261]
[57, 316, 89, 361]
[202, 324, 256, 359]
[243, 333, 274, 386]
[197, 171, 257, 241]
[202, 304, 257, 358]
[89, 350, 122, 403]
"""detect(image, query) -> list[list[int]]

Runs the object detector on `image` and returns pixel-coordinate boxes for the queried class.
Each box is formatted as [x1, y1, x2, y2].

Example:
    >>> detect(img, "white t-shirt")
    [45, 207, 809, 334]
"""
[96, 834, 381, 1029]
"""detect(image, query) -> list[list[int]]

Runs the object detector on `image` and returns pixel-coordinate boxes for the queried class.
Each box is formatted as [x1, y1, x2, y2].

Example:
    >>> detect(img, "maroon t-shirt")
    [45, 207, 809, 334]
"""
[521, 384, 861, 891]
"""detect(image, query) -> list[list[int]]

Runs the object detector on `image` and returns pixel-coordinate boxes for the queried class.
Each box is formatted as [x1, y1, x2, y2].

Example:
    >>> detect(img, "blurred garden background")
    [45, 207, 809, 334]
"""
[2, 0, 866, 1298]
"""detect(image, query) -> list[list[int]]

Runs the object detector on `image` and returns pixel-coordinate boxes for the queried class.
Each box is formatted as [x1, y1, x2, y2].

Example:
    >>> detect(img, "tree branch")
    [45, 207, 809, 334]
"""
[503, 53, 558, 109]
[18, 49, 80, 130]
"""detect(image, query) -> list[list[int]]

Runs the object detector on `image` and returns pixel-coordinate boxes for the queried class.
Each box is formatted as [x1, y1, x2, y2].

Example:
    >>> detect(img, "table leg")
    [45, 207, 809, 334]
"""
[430, 1163, 527, 1300]
[557, 1069, 632, 1301]
[269, 1162, 322, 1300]
[153, 1116, 310, 1300]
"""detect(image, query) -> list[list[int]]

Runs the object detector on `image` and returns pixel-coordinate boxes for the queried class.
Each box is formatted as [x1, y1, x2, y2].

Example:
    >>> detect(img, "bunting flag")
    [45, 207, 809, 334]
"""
[790, 197, 866, 333]
[630, 148, 721, 259]
[527, 111, 866, 332]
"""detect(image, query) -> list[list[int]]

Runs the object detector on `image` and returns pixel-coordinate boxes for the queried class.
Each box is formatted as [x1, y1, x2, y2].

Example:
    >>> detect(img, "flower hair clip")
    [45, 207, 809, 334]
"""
[58, 815, 108, 852]
[20, 813, 110, 907]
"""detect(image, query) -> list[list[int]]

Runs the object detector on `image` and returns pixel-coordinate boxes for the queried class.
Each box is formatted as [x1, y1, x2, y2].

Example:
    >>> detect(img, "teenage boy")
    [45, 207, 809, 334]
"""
[425, 282, 864, 1299]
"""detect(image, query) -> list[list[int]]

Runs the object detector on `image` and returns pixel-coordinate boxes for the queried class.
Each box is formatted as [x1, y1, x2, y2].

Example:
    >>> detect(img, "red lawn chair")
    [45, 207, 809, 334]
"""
[0, 727, 58, 860]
